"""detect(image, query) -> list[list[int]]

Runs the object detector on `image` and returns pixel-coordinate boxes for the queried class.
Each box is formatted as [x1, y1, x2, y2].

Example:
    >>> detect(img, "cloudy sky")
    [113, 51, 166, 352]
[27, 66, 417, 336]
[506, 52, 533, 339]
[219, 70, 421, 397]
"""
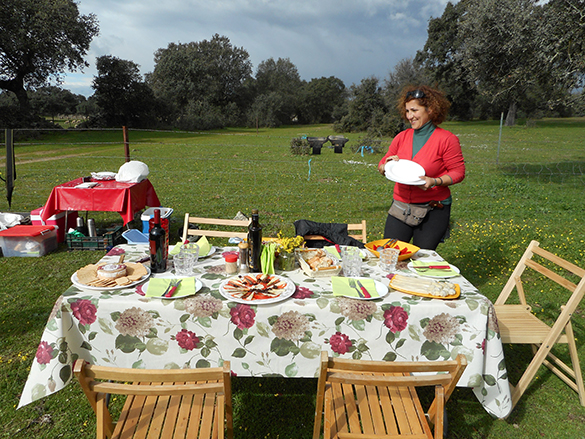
[64, 0, 455, 97]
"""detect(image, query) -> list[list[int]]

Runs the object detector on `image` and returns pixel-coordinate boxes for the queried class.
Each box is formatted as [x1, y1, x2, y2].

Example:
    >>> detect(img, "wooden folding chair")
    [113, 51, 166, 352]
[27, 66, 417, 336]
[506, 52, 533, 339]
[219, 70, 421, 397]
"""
[303, 220, 367, 244]
[74, 359, 233, 439]
[313, 352, 467, 439]
[182, 213, 251, 242]
[494, 240, 585, 409]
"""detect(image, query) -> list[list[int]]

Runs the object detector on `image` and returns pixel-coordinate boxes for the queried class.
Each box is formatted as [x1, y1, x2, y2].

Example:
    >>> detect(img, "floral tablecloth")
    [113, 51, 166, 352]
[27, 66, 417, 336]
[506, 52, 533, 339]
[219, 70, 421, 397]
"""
[19, 244, 512, 418]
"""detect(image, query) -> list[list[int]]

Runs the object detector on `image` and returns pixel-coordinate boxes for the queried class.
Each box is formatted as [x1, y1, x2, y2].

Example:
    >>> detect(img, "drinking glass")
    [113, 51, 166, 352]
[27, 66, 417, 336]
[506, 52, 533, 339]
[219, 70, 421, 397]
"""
[173, 252, 195, 276]
[180, 243, 199, 264]
[379, 247, 400, 272]
[341, 246, 362, 277]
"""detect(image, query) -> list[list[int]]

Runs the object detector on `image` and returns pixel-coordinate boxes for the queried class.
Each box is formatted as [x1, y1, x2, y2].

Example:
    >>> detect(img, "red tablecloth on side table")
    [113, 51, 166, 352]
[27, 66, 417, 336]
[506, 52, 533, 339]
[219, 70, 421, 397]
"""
[41, 178, 161, 225]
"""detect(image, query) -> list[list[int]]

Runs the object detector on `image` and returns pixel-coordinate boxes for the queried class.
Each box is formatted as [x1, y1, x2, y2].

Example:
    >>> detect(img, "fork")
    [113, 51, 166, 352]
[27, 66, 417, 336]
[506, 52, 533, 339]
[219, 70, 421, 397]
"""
[163, 279, 182, 297]
[348, 279, 364, 298]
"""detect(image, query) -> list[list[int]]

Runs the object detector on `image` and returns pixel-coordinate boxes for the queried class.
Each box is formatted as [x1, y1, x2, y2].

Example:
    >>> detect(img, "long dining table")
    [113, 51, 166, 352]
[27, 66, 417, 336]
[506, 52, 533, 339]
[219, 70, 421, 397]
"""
[19, 243, 512, 418]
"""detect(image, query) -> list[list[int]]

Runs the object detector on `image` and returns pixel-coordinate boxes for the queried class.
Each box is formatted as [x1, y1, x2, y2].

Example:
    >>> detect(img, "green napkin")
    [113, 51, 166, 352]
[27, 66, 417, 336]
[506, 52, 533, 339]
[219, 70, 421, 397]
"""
[411, 260, 458, 277]
[195, 236, 211, 257]
[261, 243, 275, 275]
[169, 242, 183, 256]
[331, 276, 379, 298]
[145, 277, 196, 298]
[324, 246, 341, 259]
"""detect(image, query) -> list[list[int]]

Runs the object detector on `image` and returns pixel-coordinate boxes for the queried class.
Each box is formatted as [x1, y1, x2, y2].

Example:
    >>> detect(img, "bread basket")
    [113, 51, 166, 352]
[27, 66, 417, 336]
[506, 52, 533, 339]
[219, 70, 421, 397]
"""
[295, 248, 342, 278]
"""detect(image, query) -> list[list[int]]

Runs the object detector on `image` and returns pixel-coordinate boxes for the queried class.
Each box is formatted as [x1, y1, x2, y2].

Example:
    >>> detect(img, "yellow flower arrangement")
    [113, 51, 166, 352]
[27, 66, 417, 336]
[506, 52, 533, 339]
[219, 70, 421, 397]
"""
[277, 231, 305, 253]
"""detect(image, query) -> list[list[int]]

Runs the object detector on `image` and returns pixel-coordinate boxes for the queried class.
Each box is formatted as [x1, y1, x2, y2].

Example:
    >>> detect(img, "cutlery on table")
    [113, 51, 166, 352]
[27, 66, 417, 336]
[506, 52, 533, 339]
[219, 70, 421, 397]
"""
[163, 279, 182, 297]
[377, 238, 397, 252]
[355, 279, 372, 299]
[414, 264, 452, 270]
[347, 278, 363, 298]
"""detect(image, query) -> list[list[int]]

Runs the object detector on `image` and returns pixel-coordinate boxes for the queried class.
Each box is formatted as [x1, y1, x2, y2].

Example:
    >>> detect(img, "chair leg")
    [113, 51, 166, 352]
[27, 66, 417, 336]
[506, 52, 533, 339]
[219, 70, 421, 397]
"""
[565, 320, 585, 406]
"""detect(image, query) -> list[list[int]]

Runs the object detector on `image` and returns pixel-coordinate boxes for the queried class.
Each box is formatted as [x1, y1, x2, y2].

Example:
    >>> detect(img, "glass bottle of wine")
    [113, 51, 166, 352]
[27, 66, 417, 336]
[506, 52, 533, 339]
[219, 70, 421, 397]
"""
[149, 208, 167, 273]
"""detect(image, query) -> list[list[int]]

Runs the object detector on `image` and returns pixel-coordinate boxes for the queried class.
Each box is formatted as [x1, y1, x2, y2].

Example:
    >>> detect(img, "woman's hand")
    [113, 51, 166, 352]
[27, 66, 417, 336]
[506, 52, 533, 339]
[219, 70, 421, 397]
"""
[417, 176, 436, 191]
[378, 155, 399, 175]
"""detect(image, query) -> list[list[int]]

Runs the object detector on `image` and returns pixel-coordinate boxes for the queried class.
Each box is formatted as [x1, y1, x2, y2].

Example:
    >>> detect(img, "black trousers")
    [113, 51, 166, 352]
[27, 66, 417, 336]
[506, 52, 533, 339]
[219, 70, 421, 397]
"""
[383, 203, 451, 250]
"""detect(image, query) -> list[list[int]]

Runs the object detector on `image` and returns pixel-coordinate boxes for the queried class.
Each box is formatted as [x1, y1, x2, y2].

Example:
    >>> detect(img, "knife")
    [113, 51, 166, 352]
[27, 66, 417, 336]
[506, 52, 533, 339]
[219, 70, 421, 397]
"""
[355, 279, 372, 298]
[415, 264, 451, 270]
[163, 279, 182, 297]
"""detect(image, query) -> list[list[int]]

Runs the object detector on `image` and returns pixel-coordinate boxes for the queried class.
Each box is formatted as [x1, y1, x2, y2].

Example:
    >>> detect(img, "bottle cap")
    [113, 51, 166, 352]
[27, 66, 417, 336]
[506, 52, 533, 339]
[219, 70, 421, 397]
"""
[224, 254, 238, 263]
[238, 242, 249, 249]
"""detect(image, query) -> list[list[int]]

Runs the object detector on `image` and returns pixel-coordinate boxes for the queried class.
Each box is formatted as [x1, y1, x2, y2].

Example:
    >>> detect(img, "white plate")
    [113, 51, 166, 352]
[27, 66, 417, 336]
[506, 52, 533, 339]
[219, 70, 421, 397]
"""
[91, 171, 117, 180]
[71, 266, 151, 291]
[385, 160, 426, 185]
[137, 277, 203, 299]
[407, 262, 460, 279]
[340, 278, 389, 300]
[199, 246, 217, 258]
[219, 274, 296, 305]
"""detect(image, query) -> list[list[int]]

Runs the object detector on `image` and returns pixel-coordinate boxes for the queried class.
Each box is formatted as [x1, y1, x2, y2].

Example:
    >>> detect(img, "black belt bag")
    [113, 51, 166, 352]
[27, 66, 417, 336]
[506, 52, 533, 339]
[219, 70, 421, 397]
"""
[388, 200, 443, 226]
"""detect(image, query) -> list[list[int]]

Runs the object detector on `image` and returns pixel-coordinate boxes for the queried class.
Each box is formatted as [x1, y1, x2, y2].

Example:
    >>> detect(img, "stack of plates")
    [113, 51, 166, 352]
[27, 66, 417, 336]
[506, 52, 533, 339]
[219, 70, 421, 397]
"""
[384, 160, 426, 185]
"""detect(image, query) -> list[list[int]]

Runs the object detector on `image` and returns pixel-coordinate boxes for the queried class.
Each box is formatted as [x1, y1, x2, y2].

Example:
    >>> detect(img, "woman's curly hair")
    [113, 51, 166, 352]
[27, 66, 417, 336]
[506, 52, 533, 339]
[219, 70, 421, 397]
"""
[396, 85, 451, 125]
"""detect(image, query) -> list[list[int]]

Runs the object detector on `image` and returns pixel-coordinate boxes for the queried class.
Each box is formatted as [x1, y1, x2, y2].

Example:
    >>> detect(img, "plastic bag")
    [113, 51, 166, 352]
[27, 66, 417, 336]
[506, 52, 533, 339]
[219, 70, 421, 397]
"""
[115, 161, 150, 183]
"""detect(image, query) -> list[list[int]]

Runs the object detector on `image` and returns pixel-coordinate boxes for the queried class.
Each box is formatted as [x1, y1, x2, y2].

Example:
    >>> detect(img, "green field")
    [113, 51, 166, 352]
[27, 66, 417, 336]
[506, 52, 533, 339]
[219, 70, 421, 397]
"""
[1, 120, 584, 438]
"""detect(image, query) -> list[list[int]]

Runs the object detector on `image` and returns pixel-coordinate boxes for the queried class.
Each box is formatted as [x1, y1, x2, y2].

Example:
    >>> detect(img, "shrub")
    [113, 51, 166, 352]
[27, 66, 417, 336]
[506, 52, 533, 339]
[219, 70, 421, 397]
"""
[290, 137, 311, 155]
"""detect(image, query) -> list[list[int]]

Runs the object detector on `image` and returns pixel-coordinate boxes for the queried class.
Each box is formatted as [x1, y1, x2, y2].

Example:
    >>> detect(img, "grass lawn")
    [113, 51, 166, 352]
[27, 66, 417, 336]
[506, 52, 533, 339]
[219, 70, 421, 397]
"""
[1, 120, 584, 438]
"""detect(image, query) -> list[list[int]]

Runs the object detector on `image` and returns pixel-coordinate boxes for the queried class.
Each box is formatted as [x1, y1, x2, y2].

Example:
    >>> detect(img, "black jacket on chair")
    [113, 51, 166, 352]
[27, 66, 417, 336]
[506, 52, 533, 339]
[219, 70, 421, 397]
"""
[294, 219, 366, 249]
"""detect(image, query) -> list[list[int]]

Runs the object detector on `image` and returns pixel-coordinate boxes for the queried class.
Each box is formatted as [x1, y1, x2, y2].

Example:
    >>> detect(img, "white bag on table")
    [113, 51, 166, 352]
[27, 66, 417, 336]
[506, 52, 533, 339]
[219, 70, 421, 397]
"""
[115, 161, 150, 183]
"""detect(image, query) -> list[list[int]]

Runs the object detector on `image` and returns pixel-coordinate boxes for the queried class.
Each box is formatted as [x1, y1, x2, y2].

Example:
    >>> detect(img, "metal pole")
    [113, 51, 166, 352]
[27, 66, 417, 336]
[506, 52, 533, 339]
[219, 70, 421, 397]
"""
[123, 126, 130, 162]
[5, 129, 16, 207]
[497, 112, 504, 165]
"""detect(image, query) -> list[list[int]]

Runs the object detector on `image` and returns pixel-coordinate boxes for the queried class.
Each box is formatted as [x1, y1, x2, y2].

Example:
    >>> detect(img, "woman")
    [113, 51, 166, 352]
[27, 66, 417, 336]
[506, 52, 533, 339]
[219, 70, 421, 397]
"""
[377, 85, 465, 250]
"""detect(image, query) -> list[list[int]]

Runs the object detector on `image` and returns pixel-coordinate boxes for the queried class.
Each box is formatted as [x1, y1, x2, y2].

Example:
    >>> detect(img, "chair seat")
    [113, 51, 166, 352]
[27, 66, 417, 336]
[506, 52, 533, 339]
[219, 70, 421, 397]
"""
[112, 385, 223, 439]
[494, 304, 570, 345]
[326, 372, 432, 439]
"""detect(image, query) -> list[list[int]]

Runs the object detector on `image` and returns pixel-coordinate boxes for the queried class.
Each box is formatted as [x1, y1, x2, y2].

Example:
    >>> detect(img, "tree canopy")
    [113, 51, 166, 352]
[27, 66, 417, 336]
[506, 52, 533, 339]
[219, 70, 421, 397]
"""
[148, 34, 252, 129]
[0, 0, 98, 112]
[416, 0, 584, 124]
[92, 55, 158, 128]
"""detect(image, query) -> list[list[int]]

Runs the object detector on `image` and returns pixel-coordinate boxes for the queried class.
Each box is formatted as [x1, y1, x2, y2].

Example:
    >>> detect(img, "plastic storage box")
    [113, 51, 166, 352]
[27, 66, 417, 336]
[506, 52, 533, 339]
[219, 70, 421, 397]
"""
[0, 225, 58, 257]
[66, 225, 123, 250]
[31, 207, 78, 243]
[141, 207, 173, 234]
[122, 229, 149, 244]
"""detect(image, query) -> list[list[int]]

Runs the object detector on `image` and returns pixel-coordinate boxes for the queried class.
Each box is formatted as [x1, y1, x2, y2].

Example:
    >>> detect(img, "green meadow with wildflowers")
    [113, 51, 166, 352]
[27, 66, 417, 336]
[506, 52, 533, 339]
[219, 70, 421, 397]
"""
[1, 119, 584, 438]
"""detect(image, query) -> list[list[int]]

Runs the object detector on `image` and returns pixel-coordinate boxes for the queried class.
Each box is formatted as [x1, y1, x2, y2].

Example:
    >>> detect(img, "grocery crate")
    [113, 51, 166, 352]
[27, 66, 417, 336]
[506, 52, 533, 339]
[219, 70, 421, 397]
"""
[66, 226, 123, 250]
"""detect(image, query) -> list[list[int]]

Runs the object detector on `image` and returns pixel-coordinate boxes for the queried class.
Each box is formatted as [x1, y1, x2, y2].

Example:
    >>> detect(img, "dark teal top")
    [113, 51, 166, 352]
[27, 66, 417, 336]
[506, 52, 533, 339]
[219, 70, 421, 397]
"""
[412, 121, 435, 158]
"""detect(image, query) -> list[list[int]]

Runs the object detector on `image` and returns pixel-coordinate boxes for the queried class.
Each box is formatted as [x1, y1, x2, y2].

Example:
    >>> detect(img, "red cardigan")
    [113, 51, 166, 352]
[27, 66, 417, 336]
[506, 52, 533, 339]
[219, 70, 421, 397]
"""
[379, 127, 465, 204]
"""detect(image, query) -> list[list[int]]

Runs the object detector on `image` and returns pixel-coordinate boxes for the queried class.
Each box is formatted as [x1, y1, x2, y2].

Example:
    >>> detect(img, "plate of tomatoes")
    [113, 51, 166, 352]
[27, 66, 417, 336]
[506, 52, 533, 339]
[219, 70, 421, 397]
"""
[365, 239, 420, 261]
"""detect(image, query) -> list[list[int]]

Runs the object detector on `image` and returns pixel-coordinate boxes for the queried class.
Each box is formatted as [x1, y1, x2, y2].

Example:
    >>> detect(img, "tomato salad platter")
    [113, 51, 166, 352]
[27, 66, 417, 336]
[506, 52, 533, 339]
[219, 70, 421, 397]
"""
[219, 273, 296, 305]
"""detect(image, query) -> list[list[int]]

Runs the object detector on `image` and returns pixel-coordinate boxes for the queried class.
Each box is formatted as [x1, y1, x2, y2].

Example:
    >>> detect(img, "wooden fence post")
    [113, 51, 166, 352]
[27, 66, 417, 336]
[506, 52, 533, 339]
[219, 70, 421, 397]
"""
[123, 126, 130, 162]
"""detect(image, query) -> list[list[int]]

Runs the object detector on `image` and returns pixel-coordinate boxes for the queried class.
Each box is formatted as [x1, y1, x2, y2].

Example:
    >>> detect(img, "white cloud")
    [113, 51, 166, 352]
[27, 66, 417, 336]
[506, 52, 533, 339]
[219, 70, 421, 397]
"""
[63, 0, 453, 96]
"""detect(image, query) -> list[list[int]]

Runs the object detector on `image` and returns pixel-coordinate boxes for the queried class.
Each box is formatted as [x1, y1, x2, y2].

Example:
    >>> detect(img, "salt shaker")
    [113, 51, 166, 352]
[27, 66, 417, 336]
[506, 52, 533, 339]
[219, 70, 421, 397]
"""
[238, 241, 249, 273]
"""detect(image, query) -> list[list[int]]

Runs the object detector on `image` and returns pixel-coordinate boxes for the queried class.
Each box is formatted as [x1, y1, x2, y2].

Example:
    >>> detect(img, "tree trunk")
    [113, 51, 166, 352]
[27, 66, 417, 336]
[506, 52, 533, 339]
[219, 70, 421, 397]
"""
[0, 77, 31, 113]
[505, 101, 517, 126]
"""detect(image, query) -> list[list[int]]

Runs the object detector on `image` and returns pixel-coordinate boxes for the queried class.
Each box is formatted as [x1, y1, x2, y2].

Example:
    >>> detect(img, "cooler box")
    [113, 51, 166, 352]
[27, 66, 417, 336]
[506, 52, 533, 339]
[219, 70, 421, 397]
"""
[31, 207, 78, 243]
[0, 225, 58, 257]
[141, 207, 173, 234]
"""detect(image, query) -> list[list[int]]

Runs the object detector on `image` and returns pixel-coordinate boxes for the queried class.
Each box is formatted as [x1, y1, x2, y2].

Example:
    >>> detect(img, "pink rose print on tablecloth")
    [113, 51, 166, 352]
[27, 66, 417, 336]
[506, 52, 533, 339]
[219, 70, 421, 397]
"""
[329, 332, 352, 355]
[230, 304, 256, 329]
[70, 299, 97, 325]
[174, 329, 201, 351]
[384, 306, 409, 333]
[292, 285, 314, 299]
[35, 341, 53, 365]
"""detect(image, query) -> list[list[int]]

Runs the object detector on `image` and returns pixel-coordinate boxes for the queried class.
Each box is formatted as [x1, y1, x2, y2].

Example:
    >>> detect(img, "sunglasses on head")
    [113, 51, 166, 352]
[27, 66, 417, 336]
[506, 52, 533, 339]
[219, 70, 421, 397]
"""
[406, 89, 425, 100]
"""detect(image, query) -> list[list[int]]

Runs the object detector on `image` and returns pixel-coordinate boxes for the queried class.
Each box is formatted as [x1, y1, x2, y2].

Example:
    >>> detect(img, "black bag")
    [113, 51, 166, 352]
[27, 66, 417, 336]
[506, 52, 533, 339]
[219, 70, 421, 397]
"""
[388, 200, 432, 226]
